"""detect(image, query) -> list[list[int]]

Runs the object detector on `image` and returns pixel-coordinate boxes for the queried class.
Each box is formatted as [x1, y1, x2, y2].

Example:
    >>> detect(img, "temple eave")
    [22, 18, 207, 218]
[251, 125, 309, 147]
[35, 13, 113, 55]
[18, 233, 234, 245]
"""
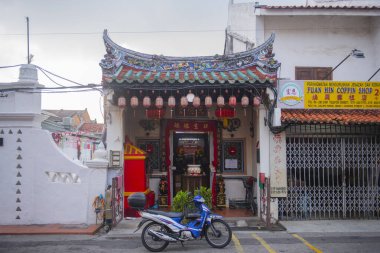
[100, 29, 280, 86]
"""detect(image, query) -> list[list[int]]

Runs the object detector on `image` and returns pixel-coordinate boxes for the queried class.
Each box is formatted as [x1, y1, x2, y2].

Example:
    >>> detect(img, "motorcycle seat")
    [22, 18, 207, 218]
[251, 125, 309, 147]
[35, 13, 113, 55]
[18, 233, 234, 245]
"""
[146, 210, 184, 218]
[185, 212, 201, 219]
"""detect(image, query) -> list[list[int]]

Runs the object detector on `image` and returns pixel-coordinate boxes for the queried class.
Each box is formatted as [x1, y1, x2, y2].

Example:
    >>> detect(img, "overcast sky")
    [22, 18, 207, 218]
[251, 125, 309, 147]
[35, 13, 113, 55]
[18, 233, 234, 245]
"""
[1, 0, 372, 123]
[0, 0, 235, 123]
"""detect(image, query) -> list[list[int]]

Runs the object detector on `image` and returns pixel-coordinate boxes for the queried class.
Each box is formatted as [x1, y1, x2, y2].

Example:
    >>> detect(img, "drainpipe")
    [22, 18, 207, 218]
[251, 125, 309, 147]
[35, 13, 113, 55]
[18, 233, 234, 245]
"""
[266, 178, 271, 228]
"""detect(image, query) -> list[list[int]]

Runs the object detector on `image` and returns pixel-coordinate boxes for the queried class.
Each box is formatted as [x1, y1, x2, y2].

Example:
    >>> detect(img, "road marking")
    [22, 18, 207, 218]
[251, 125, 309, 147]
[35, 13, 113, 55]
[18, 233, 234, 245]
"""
[292, 233, 323, 253]
[251, 233, 277, 253]
[232, 233, 244, 253]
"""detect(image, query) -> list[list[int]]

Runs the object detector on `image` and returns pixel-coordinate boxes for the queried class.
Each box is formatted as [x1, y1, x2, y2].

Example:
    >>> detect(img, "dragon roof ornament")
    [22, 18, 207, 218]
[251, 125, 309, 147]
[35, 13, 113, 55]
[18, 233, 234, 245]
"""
[100, 29, 280, 84]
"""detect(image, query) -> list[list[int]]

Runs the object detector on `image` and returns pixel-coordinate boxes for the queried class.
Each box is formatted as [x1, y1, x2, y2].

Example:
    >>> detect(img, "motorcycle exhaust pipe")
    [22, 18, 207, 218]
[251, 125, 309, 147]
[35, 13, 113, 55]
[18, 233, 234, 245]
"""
[148, 229, 178, 242]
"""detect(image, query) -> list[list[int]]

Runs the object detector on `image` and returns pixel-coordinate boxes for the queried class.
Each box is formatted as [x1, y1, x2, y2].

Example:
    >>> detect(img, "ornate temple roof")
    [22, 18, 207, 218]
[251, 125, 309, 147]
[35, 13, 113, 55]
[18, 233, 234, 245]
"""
[100, 30, 280, 85]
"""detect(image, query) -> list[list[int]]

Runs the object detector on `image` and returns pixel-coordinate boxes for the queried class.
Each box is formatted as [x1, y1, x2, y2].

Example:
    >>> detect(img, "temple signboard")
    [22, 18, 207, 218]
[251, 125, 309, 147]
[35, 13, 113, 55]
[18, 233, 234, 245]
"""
[278, 80, 380, 109]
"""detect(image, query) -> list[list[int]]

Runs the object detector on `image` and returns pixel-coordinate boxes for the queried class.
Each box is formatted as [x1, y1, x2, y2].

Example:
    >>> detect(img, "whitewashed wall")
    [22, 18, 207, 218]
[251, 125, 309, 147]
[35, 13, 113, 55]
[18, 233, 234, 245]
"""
[227, 1, 256, 52]
[262, 15, 379, 81]
[0, 65, 107, 225]
[371, 17, 380, 79]
[228, 4, 380, 82]
[0, 128, 107, 225]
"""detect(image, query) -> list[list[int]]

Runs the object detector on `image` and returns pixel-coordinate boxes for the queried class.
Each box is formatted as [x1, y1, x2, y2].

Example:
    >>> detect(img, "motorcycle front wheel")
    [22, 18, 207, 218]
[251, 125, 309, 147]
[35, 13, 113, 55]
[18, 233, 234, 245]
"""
[205, 219, 232, 248]
[141, 221, 169, 252]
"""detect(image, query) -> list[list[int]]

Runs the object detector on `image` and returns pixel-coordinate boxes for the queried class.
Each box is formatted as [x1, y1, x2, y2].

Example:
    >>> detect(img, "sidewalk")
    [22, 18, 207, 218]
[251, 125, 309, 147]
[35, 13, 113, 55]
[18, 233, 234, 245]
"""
[280, 220, 380, 233]
[0, 224, 102, 235]
[103, 216, 284, 239]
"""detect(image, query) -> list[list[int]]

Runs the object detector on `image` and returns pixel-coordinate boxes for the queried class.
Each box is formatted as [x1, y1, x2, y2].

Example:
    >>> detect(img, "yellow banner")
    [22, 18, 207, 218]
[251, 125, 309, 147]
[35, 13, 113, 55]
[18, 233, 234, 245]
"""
[304, 81, 380, 109]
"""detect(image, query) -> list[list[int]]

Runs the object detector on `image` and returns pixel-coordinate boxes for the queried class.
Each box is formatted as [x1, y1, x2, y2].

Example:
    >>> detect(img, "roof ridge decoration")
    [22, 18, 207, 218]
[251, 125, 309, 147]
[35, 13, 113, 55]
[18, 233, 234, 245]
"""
[100, 29, 280, 85]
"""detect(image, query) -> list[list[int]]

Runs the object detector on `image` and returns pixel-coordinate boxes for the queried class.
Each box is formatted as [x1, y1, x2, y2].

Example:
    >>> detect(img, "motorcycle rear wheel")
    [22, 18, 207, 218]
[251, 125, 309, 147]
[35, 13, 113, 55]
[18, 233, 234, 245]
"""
[205, 219, 232, 248]
[141, 222, 170, 252]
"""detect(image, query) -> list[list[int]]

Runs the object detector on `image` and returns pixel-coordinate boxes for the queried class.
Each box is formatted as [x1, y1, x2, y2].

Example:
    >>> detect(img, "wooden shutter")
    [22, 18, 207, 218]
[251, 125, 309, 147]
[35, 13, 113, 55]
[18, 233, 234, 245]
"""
[295, 67, 333, 80]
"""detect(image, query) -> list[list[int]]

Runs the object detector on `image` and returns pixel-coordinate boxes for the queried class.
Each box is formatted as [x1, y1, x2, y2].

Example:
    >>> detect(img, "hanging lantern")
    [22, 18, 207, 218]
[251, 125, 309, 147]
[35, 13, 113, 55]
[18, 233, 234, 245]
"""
[217, 95, 225, 107]
[241, 95, 249, 116]
[205, 96, 212, 108]
[118, 96, 126, 108]
[130, 96, 138, 117]
[229, 95, 237, 115]
[217, 95, 225, 116]
[143, 96, 151, 117]
[143, 96, 151, 108]
[130, 96, 138, 108]
[229, 95, 237, 107]
[253, 96, 261, 107]
[205, 95, 212, 117]
[168, 96, 176, 118]
[155, 96, 164, 109]
[193, 96, 201, 117]
[155, 96, 164, 118]
[180, 96, 188, 116]
[180, 96, 188, 107]
[193, 96, 201, 108]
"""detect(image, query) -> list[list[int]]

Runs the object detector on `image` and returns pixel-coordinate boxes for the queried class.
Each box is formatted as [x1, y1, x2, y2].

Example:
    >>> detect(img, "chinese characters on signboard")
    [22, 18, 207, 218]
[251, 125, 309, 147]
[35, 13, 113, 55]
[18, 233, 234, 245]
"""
[278, 80, 380, 109]
[270, 132, 287, 197]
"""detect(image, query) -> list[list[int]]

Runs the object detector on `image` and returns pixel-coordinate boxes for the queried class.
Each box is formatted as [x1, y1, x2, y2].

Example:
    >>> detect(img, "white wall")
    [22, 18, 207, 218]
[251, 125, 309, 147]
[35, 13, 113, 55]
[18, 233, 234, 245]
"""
[0, 127, 107, 225]
[0, 65, 107, 225]
[263, 15, 376, 81]
[227, 1, 257, 52]
[228, 4, 379, 81]
[370, 17, 380, 81]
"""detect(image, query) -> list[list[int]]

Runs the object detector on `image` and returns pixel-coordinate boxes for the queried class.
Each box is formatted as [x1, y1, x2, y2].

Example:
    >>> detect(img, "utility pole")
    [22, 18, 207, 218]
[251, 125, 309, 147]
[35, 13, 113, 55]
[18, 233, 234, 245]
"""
[26, 17, 30, 64]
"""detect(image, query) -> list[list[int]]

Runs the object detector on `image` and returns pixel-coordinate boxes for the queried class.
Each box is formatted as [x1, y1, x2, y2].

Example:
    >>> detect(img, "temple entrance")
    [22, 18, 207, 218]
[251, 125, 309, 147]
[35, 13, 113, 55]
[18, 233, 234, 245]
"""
[173, 132, 210, 196]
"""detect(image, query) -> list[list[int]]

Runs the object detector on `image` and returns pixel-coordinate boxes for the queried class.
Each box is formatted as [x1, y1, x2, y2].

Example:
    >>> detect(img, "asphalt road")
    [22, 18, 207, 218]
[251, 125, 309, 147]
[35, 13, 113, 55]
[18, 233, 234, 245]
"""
[1, 231, 380, 253]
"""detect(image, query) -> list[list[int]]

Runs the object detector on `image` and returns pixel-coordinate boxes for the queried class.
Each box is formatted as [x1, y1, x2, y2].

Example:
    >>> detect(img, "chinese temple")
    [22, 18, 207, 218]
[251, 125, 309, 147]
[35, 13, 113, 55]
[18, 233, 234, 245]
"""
[100, 29, 280, 213]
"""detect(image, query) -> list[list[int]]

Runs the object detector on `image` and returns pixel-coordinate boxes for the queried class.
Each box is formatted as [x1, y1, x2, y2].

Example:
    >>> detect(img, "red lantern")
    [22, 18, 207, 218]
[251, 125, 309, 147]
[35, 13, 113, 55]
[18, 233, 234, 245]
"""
[241, 95, 249, 116]
[168, 96, 176, 118]
[253, 96, 261, 107]
[215, 108, 235, 118]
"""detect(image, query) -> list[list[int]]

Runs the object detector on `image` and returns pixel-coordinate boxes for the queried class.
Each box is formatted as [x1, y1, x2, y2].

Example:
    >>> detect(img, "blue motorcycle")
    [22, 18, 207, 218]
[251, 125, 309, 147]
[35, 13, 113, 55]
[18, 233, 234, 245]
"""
[129, 193, 232, 252]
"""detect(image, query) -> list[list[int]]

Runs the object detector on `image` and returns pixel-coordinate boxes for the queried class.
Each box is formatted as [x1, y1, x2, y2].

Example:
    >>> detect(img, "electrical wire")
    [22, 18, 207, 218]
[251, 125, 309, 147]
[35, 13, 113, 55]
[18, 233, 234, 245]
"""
[0, 26, 378, 36]
[0, 64, 22, 69]
[37, 67, 67, 87]
[35, 65, 103, 93]
[35, 65, 86, 86]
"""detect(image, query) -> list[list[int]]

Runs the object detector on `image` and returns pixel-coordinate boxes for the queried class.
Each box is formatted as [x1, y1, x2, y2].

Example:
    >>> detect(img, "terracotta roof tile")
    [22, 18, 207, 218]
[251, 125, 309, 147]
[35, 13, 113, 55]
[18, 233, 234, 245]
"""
[262, 5, 380, 10]
[79, 123, 104, 133]
[281, 109, 380, 125]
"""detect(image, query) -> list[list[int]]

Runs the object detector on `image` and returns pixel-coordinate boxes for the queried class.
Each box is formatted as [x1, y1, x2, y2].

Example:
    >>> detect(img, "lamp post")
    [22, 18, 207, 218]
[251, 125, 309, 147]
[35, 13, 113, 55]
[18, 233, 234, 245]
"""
[323, 49, 365, 80]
